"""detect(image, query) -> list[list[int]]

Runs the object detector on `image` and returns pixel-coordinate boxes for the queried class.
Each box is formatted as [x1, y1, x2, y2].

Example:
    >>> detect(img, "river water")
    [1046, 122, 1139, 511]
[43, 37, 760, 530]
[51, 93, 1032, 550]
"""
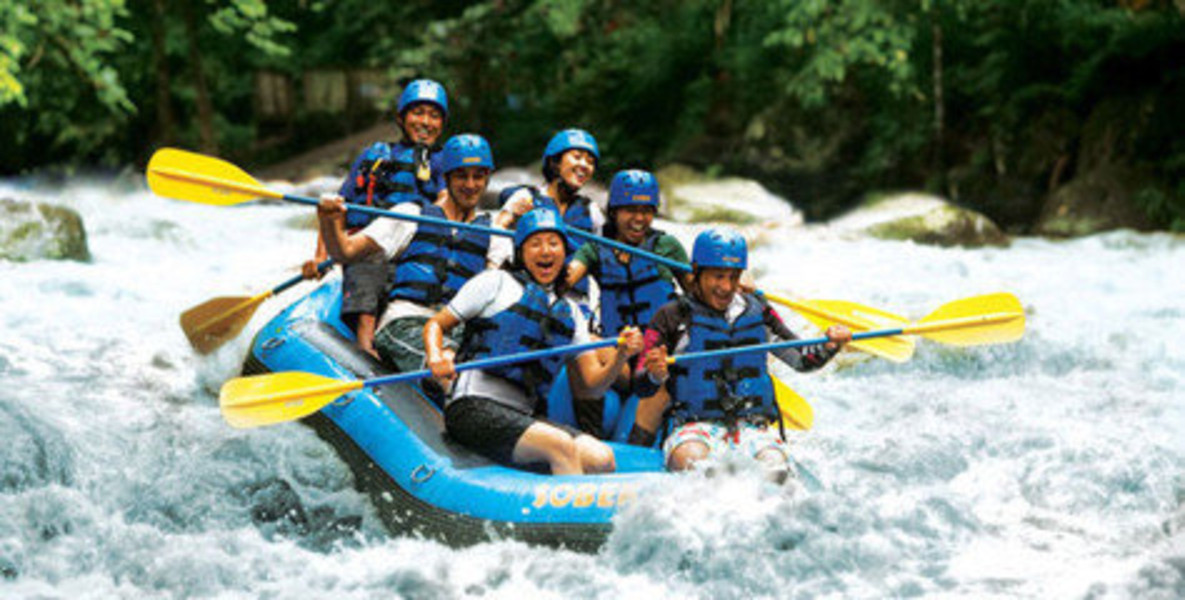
[0, 178, 1182, 599]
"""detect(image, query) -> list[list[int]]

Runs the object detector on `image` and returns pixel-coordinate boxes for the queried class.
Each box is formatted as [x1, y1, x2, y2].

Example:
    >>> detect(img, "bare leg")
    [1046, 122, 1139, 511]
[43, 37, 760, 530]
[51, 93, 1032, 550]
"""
[634, 387, 671, 436]
[667, 439, 711, 472]
[756, 447, 791, 485]
[355, 313, 379, 359]
[512, 422, 582, 475]
[574, 434, 616, 474]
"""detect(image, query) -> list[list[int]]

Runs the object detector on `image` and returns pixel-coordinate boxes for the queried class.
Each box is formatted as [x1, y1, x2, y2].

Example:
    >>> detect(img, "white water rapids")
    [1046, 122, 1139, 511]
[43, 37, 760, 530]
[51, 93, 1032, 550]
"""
[0, 178, 1181, 599]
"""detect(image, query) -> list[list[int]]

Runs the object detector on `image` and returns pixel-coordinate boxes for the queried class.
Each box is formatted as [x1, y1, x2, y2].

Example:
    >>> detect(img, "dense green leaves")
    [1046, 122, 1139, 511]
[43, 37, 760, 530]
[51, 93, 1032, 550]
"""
[2, 0, 1183, 229]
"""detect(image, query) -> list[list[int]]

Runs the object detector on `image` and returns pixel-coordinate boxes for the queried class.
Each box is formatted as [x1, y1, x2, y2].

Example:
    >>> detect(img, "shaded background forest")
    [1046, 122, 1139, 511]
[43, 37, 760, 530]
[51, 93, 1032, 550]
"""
[3, 0, 1184, 232]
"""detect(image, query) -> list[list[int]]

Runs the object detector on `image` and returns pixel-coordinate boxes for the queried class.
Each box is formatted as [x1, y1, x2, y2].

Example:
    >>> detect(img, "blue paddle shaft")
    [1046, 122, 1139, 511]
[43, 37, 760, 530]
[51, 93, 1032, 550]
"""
[566, 228, 692, 273]
[283, 194, 512, 238]
[361, 337, 620, 389]
[270, 259, 334, 296]
[285, 193, 699, 273]
[675, 327, 905, 363]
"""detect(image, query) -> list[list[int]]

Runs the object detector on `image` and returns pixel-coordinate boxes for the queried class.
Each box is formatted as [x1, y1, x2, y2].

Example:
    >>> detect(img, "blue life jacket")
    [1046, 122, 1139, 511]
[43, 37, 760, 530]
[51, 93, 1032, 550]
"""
[595, 230, 677, 336]
[340, 142, 444, 229]
[531, 188, 595, 244]
[670, 294, 776, 423]
[458, 270, 577, 402]
[389, 204, 492, 306]
[530, 188, 594, 296]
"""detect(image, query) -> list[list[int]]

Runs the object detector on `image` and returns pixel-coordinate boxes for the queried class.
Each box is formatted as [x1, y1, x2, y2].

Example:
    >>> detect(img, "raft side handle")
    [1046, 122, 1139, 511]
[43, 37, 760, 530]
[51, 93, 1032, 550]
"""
[410, 464, 436, 484]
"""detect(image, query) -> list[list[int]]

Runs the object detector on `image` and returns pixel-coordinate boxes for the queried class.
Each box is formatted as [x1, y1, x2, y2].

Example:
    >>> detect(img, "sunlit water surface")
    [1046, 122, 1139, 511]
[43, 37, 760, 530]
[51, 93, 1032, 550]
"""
[0, 179, 1181, 599]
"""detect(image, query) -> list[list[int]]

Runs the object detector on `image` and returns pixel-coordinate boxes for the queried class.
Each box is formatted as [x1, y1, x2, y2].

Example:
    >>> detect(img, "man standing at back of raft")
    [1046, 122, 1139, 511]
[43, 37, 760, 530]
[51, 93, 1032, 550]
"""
[315, 134, 508, 377]
[303, 79, 450, 357]
[633, 227, 852, 478]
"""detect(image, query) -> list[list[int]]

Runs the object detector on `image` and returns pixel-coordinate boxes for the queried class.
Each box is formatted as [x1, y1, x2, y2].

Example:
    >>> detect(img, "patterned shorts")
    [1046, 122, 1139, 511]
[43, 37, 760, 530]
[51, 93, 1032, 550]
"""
[662, 420, 788, 464]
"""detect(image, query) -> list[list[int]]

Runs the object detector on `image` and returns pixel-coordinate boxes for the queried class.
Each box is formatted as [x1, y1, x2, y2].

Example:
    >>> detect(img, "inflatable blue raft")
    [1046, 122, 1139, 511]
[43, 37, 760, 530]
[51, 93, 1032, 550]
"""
[242, 279, 667, 550]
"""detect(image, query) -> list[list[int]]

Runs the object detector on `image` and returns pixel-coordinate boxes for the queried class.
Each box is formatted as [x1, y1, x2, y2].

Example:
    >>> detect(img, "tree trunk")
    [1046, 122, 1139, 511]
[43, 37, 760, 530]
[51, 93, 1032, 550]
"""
[931, 4, 946, 192]
[183, 0, 216, 154]
[151, 0, 175, 145]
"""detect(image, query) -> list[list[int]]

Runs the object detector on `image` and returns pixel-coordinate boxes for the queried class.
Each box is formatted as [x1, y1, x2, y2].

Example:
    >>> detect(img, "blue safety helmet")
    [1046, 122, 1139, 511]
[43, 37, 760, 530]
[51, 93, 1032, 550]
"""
[692, 228, 747, 270]
[608, 170, 660, 210]
[441, 134, 494, 175]
[514, 208, 566, 249]
[541, 129, 599, 178]
[397, 79, 448, 119]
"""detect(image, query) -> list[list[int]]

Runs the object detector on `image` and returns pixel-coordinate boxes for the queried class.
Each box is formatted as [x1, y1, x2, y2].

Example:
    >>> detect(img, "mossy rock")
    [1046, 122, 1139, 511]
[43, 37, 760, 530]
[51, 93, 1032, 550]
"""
[0, 198, 90, 261]
[831, 193, 1008, 248]
[656, 164, 802, 226]
[1034, 165, 1155, 237]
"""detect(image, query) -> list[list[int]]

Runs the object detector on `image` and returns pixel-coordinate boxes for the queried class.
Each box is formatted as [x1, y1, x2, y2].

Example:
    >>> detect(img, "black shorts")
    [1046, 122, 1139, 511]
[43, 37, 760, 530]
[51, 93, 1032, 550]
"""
[340, 261, 391, 320]
[445, 396, 579, 466]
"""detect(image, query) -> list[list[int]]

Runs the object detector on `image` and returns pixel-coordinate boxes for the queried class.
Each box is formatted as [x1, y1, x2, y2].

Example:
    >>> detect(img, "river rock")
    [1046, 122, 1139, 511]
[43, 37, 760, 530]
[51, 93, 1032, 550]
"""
[828, 193, 1008, 247]
[657, 164, 803, 226]
[1033, 165, 1155, 237]
[0, 198, 90, 261]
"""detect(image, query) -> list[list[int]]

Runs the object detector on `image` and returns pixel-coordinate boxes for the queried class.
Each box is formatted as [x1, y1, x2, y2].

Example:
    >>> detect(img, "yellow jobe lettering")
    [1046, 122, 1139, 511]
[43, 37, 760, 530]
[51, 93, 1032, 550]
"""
[550, 484, 574, 507]
[529, 482, 640, 510]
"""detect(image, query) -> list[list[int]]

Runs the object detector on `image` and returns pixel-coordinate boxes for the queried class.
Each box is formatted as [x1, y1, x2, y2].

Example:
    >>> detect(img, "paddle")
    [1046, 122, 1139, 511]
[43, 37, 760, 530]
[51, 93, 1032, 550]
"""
[760, 293, 915, 363]
[179, 259, 334, 355]
[773, 376, 813, 431]
[564, 226, 920, 363]
[146, 148, 903, 357]
[220, 337, 623, 429]
[671, 292, 1025, 365]
[147, 148, 864, 431]
[146, 148, 510, 238]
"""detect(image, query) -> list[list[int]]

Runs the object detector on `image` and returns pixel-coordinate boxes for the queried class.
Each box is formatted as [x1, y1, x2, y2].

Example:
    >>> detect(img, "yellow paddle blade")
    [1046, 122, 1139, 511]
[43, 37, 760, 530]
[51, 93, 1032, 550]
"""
[179, 292, 270, 354]
[773, 375, 813, 431]
[765, 293, 915, 363]
[798, 299, 915, 363]
[912, 293, 1026, 346]
[219, 371, 364, 429]
[147, 147, 281, 206]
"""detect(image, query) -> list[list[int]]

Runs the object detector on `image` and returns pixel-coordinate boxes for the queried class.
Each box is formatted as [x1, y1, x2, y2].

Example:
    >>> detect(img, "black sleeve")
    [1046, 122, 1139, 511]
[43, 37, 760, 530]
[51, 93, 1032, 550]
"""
[630, 302, 684, 397]
[762, 300, 838, 373]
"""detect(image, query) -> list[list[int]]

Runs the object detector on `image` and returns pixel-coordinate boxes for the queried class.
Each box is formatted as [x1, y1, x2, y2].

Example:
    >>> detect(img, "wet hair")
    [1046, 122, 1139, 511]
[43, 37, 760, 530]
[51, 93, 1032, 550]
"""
[542, 155, 561, 183]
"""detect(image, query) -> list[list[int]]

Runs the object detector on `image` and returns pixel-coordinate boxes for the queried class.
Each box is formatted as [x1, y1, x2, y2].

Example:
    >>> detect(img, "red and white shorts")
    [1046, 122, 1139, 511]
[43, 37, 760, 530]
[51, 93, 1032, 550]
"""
[662, 420, 788, 464]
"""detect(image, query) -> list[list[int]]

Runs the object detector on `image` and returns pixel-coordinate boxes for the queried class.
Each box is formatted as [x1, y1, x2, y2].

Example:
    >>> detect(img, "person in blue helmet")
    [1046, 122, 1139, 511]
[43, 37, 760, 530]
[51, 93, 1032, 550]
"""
[492, 129, 605, 272]
[317, 134, 510, 375]
[563, 170, 691, 436]
[632, 227, 852, 478]
[424, 208, 644, 474]
[569, 170, 691, 335]
[303, 78, 451, 356]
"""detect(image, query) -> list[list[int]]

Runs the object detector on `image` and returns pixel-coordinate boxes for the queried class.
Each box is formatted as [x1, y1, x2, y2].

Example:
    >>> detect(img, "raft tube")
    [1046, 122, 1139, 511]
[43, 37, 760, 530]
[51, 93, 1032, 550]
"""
[243, 279, 667, 551]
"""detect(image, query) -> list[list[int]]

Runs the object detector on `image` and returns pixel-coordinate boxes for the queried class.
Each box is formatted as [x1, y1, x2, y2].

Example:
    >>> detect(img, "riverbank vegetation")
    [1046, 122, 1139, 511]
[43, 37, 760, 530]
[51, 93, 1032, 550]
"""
[2, 0, 1183, 231]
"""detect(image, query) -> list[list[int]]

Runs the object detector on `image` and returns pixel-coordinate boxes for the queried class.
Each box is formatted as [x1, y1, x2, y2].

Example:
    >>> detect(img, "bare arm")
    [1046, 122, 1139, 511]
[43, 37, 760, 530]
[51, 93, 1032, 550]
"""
[566, 258, 590, 289]
[424, 308, 462, 384]
[302, 232, 330, 279]
[317, 194, 381, 262]
[568, 327, 644, 399]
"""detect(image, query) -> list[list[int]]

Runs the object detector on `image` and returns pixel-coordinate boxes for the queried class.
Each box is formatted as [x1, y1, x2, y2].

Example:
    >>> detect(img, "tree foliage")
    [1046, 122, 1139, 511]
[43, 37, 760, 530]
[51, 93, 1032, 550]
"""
[2, 0, 1183, 229]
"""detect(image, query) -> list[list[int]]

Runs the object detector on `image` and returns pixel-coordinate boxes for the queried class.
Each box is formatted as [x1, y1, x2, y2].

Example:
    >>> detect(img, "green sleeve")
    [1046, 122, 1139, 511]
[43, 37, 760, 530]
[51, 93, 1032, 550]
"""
[654, 232, 690, 280]
[573, 241, 599, 272]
